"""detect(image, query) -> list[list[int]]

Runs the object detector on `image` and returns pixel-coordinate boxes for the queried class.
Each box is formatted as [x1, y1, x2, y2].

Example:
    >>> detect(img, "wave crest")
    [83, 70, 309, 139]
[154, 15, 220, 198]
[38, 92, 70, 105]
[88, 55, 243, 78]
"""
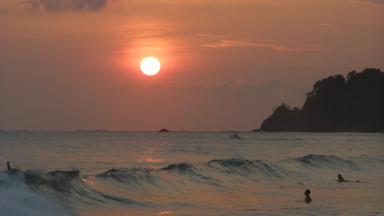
[98, 168, 157, 187]
[208, 158, 287, 178]
[295, 154, 360, 170]
[161, 163, 195, 173]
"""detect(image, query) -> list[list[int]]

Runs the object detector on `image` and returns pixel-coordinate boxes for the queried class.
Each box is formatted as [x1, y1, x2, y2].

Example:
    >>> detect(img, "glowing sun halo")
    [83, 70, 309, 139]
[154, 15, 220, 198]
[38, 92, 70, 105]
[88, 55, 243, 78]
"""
[140, 57, 161, 76]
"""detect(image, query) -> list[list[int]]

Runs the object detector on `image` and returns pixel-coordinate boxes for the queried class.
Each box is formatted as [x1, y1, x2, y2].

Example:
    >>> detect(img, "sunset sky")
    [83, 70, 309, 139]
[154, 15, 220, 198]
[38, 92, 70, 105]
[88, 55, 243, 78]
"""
[0, 0, 383, 131]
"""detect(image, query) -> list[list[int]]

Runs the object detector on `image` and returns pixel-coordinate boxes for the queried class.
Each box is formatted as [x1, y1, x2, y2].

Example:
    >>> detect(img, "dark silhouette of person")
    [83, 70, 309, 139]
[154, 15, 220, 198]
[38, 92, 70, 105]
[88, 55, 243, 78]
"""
[337, 174, 366, 183]
[304, 189, 312, 203]
[6, 161, 12, 171]
[230, 134, 242, 140]
[337, 174, 350, 182]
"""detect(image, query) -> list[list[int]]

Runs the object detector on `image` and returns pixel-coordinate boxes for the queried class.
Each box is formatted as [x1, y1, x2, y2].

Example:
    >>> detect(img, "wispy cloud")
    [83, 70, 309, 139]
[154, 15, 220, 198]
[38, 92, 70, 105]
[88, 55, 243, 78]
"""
[198, 35, 326, 52]
[357, 0, 384, 4]
[25, 0, 109, 11]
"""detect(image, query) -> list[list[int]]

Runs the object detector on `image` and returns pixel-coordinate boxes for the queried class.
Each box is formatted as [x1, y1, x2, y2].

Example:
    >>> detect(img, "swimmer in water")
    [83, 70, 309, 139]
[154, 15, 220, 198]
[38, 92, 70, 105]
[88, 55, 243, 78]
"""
[5, 161, 18, 174]
[6, 161, 12, 171]
[304, 189, 312, 203]
[337, 174, 367, 183]
[230, 134, 242, 139]
[337, 174, 350, 182]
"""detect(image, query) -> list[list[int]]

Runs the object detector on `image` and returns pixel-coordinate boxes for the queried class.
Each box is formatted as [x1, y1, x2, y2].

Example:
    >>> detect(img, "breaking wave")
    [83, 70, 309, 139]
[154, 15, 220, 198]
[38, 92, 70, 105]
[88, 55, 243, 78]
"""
[0, 172, 70, 216]
[207, 158, 289, 179]
[98, 154, 384, 188]
[294, 154, 360, 170]
[98, 168, 158, 187]
[1, 154, 383, 215]
[1, 169, 150, 211]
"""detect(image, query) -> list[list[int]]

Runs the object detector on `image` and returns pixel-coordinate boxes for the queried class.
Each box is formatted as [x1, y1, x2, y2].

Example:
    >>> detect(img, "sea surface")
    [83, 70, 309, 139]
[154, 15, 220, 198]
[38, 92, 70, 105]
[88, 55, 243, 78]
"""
[0, 131, 383, 216]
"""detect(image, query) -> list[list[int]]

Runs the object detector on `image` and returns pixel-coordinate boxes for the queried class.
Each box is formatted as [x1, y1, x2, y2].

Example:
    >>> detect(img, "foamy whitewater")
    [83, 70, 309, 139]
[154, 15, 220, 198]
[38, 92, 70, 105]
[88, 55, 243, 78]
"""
[0, 131, 383, 215]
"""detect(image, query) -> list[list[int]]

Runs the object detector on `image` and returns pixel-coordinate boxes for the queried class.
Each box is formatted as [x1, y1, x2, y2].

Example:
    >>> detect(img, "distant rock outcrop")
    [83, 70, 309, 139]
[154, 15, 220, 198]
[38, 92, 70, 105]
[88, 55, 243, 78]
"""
[158, 129, 171, 132]
[259, 68, 384, 132]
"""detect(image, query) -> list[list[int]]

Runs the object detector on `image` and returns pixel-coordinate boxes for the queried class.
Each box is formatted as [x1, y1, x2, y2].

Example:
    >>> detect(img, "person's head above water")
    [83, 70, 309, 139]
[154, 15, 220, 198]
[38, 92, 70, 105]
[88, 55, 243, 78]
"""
[305, 189, 311, 196]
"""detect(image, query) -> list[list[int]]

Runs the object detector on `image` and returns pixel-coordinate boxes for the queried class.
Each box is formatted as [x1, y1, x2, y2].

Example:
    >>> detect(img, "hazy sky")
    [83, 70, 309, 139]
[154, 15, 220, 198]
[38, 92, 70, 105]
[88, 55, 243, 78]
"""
[0, 0, 383, 131]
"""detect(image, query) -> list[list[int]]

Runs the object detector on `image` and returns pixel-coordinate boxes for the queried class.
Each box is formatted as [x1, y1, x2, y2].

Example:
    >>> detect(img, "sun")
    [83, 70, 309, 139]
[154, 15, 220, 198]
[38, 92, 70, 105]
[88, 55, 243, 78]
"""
[140, 57, 161, 76]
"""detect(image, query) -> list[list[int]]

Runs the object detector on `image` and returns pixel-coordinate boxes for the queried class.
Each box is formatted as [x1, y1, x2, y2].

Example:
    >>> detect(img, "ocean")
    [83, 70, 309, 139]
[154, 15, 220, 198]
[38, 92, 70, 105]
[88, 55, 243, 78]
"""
[0, 131, 383, 216]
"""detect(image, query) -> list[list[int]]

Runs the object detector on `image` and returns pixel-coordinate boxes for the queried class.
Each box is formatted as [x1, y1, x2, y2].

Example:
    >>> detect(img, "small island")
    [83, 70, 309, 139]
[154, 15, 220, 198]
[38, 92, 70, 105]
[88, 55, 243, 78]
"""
[258, 68, 384, 132]
[158, 128, 171, 132]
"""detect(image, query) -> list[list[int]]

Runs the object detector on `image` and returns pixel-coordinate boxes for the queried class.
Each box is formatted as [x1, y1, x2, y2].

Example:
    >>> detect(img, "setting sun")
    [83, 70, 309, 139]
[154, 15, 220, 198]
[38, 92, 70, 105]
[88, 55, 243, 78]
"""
[140, 57, 161, 76]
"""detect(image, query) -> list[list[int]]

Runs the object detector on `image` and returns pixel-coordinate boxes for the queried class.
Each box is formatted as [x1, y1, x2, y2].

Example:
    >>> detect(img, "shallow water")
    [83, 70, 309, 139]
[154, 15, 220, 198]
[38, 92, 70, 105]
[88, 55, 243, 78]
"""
[0, 131, 383, 215]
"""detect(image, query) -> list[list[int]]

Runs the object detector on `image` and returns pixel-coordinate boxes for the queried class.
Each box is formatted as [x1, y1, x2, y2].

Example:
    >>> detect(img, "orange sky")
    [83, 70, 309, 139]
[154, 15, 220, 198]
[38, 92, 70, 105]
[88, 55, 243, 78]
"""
[0, 0, 383, 130]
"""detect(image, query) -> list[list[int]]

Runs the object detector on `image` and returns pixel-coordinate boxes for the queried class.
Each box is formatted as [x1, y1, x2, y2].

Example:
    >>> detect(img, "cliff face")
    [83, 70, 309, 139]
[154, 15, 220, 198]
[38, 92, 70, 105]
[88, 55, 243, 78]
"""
[259, 68, 384, 132]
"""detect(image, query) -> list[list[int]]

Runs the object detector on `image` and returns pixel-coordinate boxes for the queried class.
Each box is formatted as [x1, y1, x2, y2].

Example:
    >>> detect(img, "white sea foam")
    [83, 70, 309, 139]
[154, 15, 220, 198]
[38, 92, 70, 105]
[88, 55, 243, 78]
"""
[0, 173, 71, 216]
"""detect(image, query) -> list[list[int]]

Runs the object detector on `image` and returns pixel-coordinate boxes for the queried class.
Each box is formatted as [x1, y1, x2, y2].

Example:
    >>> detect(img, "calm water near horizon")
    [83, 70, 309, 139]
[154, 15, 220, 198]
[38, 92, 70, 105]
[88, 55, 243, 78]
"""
[1, 131, 383, 216]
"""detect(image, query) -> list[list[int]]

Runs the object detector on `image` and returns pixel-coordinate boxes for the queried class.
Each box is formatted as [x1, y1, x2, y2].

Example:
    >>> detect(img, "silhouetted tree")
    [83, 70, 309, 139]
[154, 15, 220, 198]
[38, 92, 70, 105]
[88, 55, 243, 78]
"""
[259, 68, 384, 132]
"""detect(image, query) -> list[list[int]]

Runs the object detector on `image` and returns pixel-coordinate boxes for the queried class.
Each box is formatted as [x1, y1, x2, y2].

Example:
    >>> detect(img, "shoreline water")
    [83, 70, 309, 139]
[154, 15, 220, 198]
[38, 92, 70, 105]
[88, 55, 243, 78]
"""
[1, 131, 383, 215]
